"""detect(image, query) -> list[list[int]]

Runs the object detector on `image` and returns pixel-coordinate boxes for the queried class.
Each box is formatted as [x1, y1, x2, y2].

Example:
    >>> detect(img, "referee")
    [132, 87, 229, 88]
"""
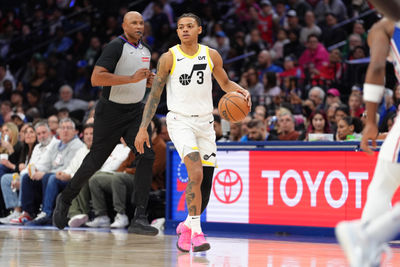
[53, 11, 158, 235]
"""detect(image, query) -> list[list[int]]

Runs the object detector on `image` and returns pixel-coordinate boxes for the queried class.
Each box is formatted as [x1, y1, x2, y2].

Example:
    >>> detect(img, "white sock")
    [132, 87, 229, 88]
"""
[364, 202, 400, 244]
[184, 215, 191, 228]
[190, 215, 202, 236]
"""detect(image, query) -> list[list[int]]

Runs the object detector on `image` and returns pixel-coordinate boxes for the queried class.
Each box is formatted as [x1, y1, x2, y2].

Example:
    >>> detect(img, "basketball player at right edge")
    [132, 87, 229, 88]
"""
[335, 1, 400, 266]
[135, 13, 250, 252]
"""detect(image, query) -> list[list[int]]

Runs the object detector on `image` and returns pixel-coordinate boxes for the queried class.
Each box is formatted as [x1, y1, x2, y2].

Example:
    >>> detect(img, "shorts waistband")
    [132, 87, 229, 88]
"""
[169, 111, 211, 118]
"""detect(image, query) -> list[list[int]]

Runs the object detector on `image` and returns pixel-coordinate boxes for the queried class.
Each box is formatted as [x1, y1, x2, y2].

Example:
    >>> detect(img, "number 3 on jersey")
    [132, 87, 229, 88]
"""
[178, 63, 207, 86]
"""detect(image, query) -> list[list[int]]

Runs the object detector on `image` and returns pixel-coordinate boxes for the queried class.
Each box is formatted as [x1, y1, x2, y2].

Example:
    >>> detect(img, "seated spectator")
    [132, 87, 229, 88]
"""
[54, 84, 90, 113]
[277, 111, 301, 140]
[314, 49, 343, 86]
[299, 34, 329, 74]
[86, 117, 166, 228]
[307, 86, 325, 110]
[229, 121, 242, 142]
[0, 122, 22, 178]
[305, 109, 332, 140]
[246, 119, 278, 141]
[12, 118, 84, 225]
[325, 88, 341, 107]
[271, 28, 289, 60]
[320, 12, 347, 48]
[0, 101, 13, 125]
[279, 56, 304, 79]
[336, 116, 359, 141]
[283, 29, 305, 59]
[332, 104, 350, 131]
[0, 62, 16, 95]
[239, 116, 253, 141]
[66, 138, 130, 227]
[213, 115, 228, 142]
[378, 89, 397, 127]
[348, 91, 365, 118]
[45, 123, 93, 228]
[256, 72, 282, 107]
[47, 115, 59, 137]
[11, 113, 26, 130]
[299, 11, 321, 45]
[0, 124, 37, 223]
[1, 121, 57, 224]
[257, 50, 283, 82]
[314, 0, 348, 24]
[239, 66, 264, 102]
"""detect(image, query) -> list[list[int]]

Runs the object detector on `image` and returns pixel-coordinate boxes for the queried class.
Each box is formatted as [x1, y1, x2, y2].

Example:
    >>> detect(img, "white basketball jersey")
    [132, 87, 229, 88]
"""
[166, 44, 214, 116]
[390, 22, 400, 81]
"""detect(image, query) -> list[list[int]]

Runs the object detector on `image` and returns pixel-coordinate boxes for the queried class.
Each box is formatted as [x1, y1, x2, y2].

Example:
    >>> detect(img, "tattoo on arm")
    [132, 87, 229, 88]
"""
[140, 59, 168, 128]
[186, 152, 200, 162]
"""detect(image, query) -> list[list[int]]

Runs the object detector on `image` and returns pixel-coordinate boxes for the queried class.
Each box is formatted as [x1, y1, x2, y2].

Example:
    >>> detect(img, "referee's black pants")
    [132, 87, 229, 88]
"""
[60, 97, 155, 217]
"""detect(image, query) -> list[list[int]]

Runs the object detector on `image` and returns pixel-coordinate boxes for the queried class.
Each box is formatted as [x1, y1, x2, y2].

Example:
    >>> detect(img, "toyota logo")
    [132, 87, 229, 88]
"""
[213, 169, 243, 204]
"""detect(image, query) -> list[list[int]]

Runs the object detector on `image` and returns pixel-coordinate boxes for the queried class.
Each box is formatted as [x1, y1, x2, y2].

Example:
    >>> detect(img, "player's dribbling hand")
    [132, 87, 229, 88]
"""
[146, 72, 155, 88]
[360, 122, 379, 155]
[237, 89, 252, 108]
[131, 68, 151, 83]
[135, 127, 151, 154]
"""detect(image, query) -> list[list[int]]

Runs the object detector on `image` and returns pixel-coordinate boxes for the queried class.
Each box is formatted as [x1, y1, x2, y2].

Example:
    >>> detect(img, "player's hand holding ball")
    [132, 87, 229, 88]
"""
[218, 91, 251, 123]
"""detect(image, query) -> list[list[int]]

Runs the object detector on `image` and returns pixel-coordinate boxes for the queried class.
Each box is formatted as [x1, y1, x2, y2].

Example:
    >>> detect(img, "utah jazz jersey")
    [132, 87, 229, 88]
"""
[166, 44, 214, 116]
[390, 23, 400, 82]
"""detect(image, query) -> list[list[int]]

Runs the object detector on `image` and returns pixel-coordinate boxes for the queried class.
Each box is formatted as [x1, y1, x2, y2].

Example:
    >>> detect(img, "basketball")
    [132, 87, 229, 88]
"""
[218, 91, 250, 122]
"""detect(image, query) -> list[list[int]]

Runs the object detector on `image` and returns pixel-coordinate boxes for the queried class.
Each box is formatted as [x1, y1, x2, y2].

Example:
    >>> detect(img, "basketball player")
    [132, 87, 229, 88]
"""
[135, 13, 251, 252]
[53, 11, 159, 235]
[335, 10, 400, 266]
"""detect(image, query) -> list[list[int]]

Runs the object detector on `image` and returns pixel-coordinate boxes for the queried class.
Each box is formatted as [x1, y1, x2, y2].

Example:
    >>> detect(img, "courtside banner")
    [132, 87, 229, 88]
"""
[169, 148, 400, 227]
[249, 151, 379, 227]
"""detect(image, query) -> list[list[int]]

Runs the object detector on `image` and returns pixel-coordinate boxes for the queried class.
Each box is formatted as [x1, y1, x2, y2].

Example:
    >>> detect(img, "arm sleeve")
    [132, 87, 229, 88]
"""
[95, 39, 123, 73]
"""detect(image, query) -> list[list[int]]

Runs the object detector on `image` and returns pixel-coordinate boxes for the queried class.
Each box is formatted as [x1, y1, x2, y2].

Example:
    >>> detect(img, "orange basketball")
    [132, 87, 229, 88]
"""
[218, 91, 250, 122]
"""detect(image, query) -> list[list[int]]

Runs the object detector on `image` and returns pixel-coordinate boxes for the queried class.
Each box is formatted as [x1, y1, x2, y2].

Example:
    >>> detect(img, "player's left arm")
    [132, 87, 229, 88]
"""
[209, 48, 251, 107]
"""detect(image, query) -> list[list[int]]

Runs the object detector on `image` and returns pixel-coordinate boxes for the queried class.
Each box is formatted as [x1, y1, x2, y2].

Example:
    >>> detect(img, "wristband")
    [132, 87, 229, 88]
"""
[363, 83, 385, 103]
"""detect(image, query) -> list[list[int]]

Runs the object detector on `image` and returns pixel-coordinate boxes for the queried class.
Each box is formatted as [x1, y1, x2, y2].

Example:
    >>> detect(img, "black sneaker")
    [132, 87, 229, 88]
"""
[53, 194, 70, 230]
[128, 215, 159, 236]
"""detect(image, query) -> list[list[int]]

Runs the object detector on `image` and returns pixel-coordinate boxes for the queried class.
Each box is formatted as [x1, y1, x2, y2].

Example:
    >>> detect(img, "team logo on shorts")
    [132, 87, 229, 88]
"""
[179, 63, 207, 86]
[203, 153, 216, 160]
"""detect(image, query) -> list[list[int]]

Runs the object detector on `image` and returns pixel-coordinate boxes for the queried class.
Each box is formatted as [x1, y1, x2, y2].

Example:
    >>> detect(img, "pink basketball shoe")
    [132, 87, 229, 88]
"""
[176, 222, 191, 252]
[191, 232, 210, 252]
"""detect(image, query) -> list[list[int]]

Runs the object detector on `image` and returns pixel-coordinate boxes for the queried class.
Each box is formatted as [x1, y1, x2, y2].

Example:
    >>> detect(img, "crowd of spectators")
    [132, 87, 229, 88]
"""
[0, 0, 398, 226]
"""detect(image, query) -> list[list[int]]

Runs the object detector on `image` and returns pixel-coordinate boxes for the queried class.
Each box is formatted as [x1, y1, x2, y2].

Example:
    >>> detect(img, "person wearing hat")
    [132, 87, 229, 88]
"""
[258, 0, 276, 46]
[326, 88, 341, 107]
[285, 9, 301, 34]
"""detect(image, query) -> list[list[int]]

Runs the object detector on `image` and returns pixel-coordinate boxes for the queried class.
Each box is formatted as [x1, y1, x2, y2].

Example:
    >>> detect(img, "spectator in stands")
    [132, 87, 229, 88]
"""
[299, 34, 330, 72]
[54, 84, 90, 114]
[40, 123, 93, 228]
[239, 66, 264, 101]
[258, 0, 276, 46]
[213, 31, 230, 60]
[229, 122, 242, 142]
[47, 115, 59, 137]
[245, 28, 268, 61]
[277, 111, 301, 140]
[305, 109, 331, 139]
[342, 33, 364, 60]
[287, 0, 312, 25]
[336, 116, 357, 141]
[256, 72, 282, 107]
[0, 62, 15, 95]
[274, 0, 287, 28]
[159, 117, 170, 143]
[240, 116, 253, 141]
[257, 50, 283, 82]
[214, 115, 228, 142]
[314, 48, 343, 86]
[11, 113, 26, 130]
[12, 118, 83, 225]
[378, 111, 396, 135]
[0, 101, 12, 125]
[378, 89, 397, 127]
[29, 61, 51, 95]
[348, 91, 365, 118]
[325, 88, 341, 107]
[44, 27, 73, 58]
[299, 11, 321, 44]
[246, 118, 278, 141]
[26, 89, 44, 118]
[67, 138, 130, 228]
[284, 10, 302, 34]
[283, 29, 305, 59]
[314, 0, 348, 24]
[271, 28, 289, 60]
[1, 79, 14, 101]
[0, 124, 37, 224]
[308, 86, 325, 110]
[10, 91, 25, 112]
[279, 55, 304, 79]
[394, 84, 400, 107]
[85, 36, 102, 67]
[320, 12, 347, 48]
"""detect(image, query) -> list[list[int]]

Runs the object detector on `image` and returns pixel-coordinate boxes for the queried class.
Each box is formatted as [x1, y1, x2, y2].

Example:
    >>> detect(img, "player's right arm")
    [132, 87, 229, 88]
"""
[91, 40, 151, 87]
[135, 51, 173, 154]
[361, 18, 394, 154]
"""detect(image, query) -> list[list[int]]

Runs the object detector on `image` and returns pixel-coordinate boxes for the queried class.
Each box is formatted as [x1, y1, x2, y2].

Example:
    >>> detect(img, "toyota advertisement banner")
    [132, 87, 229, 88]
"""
[169, 148, 400, 227]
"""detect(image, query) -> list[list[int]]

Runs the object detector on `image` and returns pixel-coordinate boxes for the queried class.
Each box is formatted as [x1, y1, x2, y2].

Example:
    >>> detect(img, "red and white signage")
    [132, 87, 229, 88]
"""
[206, 150, 400, 227]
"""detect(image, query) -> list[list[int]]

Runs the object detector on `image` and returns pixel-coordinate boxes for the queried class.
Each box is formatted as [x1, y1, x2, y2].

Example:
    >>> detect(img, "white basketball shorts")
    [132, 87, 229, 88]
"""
[166, 111, 217, 167]
[379, 114, 400, 163]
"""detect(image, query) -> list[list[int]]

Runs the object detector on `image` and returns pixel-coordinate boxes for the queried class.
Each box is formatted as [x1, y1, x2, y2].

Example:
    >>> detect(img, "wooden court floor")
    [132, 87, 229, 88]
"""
[0, 225, 399, 267]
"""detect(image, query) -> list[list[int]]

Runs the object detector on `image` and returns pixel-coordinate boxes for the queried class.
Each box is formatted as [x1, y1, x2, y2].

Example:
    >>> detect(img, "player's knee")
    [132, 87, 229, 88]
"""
[189, 168, 203, 184]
